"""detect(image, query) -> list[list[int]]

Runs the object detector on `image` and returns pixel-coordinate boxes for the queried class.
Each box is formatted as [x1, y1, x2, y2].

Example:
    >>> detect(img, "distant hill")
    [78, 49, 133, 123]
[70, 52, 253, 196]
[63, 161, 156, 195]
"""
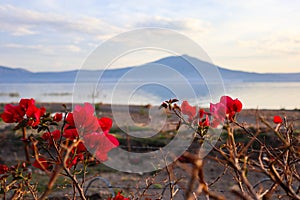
[1, 55, 300, 83]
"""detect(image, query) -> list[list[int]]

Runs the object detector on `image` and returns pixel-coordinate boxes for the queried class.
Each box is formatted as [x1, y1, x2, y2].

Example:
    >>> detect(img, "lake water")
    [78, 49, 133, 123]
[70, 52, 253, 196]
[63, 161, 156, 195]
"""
[0, 82, 299, 109]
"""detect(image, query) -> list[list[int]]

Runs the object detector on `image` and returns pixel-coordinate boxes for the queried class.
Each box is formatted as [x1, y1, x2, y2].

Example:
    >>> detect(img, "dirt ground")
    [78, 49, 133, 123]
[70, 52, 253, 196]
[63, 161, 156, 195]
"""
[0, 103, 299, 199]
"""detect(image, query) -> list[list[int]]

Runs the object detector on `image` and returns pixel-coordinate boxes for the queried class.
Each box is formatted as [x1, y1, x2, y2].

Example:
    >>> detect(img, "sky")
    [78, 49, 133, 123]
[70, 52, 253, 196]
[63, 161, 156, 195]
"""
[0, 0, 300, 73]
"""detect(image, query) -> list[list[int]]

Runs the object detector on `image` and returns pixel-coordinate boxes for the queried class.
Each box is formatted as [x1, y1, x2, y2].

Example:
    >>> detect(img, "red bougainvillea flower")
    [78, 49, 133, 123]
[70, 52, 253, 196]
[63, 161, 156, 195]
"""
[63, 128, 79, 140]
[220, 96, 243, 120]
[210, 102, 226, 127]
[84, 132, 119, 162]
[66, 156, 80, 169]
[181, 100, 197, 121]
[232, 99, 243, 113]
[26, 105, 46, 127]
[66, 113, 75, 127]
[73, 103, 100, 135]
[0, 104, 24, 123]
[210, 96, 243, 127]
[98, 117, 113, 133]
[273, 115, 283, 124]
[19, 98, 35, 111]
[53, 113, 63, 122]
[0, 164, 9, 174]
[108, 192, 130, 200]
[0, 98, 46, 128]
[76, 141, 87, 152]
[32, 157, 50, 171]
[210, 102, 226, 120]
[199, 115, 210, 127]
[64, 102, 118, 163]
[42, 130, 61, 144]
[64, 105, 114, 137]
[199, 109, 206, 119]
[64, 113, 78, 139]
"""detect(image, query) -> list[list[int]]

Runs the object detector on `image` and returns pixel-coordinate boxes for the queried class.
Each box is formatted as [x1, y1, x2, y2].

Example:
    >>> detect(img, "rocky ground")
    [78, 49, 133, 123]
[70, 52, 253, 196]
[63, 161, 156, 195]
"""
[0, 103, 299, 199]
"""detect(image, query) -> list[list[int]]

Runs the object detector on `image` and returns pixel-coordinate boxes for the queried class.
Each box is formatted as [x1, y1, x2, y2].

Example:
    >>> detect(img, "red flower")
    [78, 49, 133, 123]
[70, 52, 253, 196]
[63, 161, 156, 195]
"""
[73, 103, 99, 135]
[19, 98, 35, 111]
[26, 105, 46, 127]
[66, 155, 81, 168]
[181, 100, 197, 121]
[108, 192, 130, 200]
[199, 115, 210, 127]
[210, 96, 243, 126]
[76, 141, 87, 152]
[200, 108, 210, 127]
[0, 164, 9, 174]
[0, 104, 24, 123]
[63, 128, 79, 140]
[0, 98, 46, 127]
[66, 113, 75, 127]
[84, 132, 119, 162]
[64, 103, 118, 163]
[273, 115, 283, 124]
[32, 157, 50, 171]
[232, 99, 242, 113]
[220, 96, 243, 120]
[199, 109, 205, 118]
[98, 117, 113, 133]
[53, 113, 63, 122]
[42, 130, 61, 144]
[210, 102, 226, 119]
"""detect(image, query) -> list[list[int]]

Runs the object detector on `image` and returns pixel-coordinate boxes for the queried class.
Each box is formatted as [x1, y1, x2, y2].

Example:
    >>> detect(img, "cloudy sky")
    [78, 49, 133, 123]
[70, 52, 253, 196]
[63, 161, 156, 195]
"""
[0, 0, 299, 73]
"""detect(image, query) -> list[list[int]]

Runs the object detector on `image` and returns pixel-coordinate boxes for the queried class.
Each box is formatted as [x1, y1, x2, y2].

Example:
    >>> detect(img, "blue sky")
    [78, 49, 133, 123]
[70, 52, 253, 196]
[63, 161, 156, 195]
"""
[0, 0, 299, 72]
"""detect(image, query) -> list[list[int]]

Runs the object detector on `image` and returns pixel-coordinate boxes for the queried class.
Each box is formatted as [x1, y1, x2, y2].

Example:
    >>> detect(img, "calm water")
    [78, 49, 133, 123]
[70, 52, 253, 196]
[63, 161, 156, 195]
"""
[0, 82, 299, 109]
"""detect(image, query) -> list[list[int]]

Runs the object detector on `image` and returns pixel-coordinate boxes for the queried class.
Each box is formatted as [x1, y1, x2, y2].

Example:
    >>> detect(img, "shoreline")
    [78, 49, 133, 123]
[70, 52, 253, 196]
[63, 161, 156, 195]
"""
[1, 102, 300, 129]
[1, 101, 300, 110]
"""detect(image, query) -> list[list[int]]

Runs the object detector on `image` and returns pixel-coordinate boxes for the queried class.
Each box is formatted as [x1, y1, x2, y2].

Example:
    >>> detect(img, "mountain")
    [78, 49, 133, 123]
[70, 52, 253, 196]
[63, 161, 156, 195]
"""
[1, 55, 300, 83]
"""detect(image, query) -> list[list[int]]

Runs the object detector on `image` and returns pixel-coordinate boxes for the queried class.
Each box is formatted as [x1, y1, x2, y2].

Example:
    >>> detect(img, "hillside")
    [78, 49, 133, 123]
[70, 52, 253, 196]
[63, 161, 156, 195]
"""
[1, 55, 300, 83]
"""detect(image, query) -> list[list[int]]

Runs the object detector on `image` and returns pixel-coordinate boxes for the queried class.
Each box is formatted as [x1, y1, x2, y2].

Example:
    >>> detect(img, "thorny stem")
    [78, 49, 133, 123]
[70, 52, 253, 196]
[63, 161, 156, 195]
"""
[185, 156, 200, 200]
[173, 108, 197, 133]
[81, 158, 88, 188]
[34, 131, 87, 200]
[72, 182, 76, 200]
[24, 180, 38, 200]
[163, 153, 174, 200]
[231, 186, 252, 200]
[46, 126, 61, 159]
[214, 122, 259, 200]
[208, 165, 228, 187]
[39, 127, 65, 200]
[58, 110, 68, 148]
[259, 116, 290, 147]
[233, 120, 278, 166]
[139, 177, 154, 199]
[39, 165, 63, 200]
[183, 151, 225, 200]
[233, 121, 265, 156]
[226, 125, 237, 157]
[269, 162, 300, 199]
[30, 136, 51, 175]
[62, 141, 87, 200]
[22, 127, 30, 163]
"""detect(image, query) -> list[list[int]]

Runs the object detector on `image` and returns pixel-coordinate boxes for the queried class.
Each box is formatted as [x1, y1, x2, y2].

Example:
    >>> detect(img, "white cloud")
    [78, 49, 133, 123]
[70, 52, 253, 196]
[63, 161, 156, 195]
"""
[238, 32, 300, 56]
[133, 16, 212, 34]
[2, 25, 38, 36]
[0, 4, 123, 37]
[1, 1, 300, 73]
[4, 43, 82, 54]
